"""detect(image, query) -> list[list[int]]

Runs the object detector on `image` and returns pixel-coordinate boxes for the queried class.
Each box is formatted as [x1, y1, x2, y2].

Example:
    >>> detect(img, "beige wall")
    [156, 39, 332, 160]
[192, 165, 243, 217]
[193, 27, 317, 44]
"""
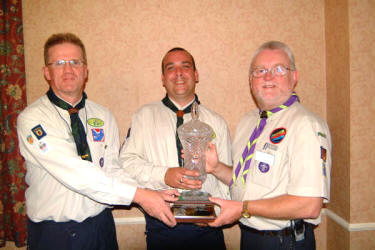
[4, 0, 373, 249]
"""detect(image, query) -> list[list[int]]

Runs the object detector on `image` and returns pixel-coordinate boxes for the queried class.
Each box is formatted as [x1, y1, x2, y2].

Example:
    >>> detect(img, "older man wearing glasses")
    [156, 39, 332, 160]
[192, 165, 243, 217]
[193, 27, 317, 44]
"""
[205, 41, 332, 250]
[17, 33, 179, 250]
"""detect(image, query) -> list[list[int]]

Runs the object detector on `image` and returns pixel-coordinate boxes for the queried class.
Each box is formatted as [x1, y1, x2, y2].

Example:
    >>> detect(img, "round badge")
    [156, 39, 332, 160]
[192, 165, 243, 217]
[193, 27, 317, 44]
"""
[258, 162, 270, 173]
[99, 157, 104, 167]
[270, 128, 287, 144]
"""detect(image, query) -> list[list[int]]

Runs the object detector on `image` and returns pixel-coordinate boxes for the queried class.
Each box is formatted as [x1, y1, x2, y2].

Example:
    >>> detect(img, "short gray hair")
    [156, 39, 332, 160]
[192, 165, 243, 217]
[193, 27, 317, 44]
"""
[249, 41, 296, 77]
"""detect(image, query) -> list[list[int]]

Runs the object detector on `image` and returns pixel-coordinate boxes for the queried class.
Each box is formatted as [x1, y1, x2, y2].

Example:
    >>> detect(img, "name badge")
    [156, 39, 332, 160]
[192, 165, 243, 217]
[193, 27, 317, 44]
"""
[255, 151, 275, 166]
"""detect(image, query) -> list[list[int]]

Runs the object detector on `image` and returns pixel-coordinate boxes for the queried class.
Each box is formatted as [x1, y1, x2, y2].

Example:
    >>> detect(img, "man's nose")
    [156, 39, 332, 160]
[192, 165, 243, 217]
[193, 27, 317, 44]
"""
[62, 62, 74, 72]
[175, 66, 182, 76]
[263, 69, 274, 80]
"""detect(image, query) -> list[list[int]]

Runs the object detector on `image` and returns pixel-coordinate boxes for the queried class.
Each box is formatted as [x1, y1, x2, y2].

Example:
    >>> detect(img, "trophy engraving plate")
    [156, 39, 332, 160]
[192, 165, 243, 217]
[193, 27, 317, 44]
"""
[172, 192, 216, 223]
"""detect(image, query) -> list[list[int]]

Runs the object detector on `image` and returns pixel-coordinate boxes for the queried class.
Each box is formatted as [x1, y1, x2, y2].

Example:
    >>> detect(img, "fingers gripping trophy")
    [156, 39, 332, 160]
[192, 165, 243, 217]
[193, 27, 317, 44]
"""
[172, 102, 216, 222]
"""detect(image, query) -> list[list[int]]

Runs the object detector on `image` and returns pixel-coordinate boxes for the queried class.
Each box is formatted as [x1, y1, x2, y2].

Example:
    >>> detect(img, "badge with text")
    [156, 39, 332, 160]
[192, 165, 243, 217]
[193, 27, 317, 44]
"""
[32, 124, 47, 140]
[263, 142, 278, 151]
[270, 128, 286, 144]
[92, 128, 105, 142]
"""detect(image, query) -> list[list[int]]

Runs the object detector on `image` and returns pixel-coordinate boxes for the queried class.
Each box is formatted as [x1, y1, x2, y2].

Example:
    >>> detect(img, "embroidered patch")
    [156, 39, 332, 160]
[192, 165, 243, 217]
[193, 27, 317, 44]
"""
[99, 157, 104, 167]
[92, 128, 105, 142]
[26, 135, 34, 144]
[39, 141, 48, 153]
[32, 124, 47, 140]
[258, 162, 270, 173]
[318, 132, 326, 138]
[270, 128, 286, 144]
[320, 146, 327, 162]
[322, 162, 327, 177]
[87, 118, 104, 127]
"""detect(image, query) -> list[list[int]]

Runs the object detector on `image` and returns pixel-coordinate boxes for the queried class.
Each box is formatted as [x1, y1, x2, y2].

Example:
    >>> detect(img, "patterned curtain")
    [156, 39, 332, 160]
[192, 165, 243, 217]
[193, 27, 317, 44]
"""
[0, 0, 27, 247]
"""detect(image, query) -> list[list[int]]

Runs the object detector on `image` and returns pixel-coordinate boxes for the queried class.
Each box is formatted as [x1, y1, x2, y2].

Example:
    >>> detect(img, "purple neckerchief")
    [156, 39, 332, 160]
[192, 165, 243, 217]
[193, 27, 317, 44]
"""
[230, 92, 299, 187]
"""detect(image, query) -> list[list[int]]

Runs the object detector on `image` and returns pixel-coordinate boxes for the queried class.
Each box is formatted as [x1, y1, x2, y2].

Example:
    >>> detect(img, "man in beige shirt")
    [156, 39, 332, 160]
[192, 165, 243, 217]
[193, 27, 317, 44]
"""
[206, 41, 331, 250]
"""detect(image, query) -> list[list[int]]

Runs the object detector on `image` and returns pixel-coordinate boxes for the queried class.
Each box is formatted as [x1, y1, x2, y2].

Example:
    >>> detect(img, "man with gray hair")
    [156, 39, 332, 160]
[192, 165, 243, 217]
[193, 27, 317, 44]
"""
[205, 41, 331, 249]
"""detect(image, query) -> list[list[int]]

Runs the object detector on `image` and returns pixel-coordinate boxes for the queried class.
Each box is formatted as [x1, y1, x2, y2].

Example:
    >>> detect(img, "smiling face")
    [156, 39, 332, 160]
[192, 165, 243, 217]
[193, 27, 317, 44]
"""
[43, 42, 88, 104]
[161, 50, 199, 107]
[249, 49, 298, 110]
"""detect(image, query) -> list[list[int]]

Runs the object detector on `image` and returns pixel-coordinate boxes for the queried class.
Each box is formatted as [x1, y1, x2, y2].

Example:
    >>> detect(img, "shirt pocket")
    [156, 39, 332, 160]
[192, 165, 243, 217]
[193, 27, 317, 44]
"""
[249, 150, 283, 189]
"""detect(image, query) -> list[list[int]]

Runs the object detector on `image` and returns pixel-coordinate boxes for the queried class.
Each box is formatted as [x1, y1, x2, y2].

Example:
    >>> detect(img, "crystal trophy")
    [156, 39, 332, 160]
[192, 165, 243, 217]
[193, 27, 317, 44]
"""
[171, 102, 216, 223]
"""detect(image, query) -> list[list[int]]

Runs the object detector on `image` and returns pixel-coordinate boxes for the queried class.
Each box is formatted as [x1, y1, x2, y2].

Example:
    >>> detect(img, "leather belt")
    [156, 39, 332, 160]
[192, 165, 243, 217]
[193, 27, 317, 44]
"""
[239, 223, 293, 237]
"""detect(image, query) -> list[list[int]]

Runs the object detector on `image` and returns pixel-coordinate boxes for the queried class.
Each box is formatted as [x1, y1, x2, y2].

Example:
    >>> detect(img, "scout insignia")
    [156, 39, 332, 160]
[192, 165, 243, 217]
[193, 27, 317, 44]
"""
[87, 118, 104, 127]
[26, 135, 34, 144]
[92, 128, 105, 142]
[270, 128, 286, 144]
[320, 146, 327, 162]
[32, 124, 47, 140]
[258, 162, 270, 173]
[321, 146, 327, 176]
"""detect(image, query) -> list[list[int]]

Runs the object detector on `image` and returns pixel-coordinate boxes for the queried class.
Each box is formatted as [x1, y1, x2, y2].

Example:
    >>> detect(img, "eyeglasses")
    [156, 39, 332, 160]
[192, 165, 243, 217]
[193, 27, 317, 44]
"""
[251, 64, 293, 78]
[47, 59, 86, 68]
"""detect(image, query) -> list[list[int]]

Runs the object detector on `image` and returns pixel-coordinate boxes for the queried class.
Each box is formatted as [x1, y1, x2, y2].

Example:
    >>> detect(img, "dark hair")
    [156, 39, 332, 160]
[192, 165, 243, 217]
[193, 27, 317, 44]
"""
[44, 33, 87, 65]
[161, 47, 196, 74]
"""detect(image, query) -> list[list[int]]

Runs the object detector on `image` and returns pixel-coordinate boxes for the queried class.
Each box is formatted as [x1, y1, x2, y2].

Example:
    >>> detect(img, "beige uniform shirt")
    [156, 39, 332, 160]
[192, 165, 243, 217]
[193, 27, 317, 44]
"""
[119, 100, 232, 200]
[17, 95, 138, 222]
[231, 102, 331, 230]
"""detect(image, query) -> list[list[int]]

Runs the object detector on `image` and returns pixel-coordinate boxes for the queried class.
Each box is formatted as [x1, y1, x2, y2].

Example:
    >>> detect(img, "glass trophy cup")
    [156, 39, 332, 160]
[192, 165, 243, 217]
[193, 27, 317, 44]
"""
[171, 102, 216, 222]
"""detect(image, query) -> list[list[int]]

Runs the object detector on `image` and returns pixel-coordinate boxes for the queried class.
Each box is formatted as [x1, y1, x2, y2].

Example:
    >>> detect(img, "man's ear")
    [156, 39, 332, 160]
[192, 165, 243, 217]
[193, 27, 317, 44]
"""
[194, 69, 199, 83]
[43, 66, 51, 81]
[161, 73, 166, 87]
[292, 70, 299, 88]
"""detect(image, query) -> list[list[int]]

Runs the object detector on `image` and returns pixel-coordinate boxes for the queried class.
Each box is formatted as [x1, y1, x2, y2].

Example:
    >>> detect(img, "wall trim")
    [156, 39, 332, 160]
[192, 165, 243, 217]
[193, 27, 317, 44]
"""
[322, 208, 375, 232]
[115, 217, 145, 225]
[114, 209, 375, 232]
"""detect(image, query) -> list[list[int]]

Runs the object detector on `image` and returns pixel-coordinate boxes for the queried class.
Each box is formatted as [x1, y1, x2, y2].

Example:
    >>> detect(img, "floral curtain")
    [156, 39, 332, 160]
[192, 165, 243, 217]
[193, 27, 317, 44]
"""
[0, 0, 27, 247]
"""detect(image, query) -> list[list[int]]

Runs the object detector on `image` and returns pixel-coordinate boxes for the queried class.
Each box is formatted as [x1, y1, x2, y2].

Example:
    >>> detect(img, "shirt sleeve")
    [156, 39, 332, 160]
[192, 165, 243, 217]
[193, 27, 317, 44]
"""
[119, 111, 169, 190]
[17, 110, 137, 206]
[100, 111, 139, 188]
[287, 116, 332, 201]
[212, 118, 232, 199]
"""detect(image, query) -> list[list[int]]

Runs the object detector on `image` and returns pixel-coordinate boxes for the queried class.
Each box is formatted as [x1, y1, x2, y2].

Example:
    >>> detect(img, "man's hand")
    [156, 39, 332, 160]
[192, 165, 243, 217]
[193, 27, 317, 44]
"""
[208, 197, 242, 227]
[164, 167, 202, 189]
[133, 188, 178, 227]
[158, 189, 181, 202]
